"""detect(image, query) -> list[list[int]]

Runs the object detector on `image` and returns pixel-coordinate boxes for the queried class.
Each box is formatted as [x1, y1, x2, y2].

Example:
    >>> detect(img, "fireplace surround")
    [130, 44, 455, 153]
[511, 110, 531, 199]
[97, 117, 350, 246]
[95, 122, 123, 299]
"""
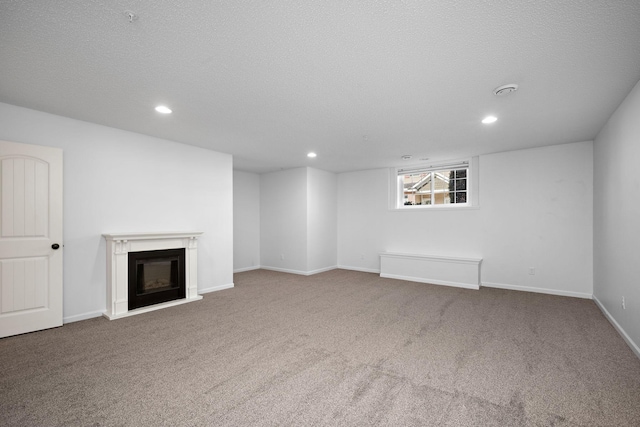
[103, 232, 203, 320]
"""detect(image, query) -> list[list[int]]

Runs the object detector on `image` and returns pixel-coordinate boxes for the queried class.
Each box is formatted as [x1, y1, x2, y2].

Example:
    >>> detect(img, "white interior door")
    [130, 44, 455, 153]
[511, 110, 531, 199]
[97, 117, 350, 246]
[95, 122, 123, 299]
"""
[0, 140, 63, 338]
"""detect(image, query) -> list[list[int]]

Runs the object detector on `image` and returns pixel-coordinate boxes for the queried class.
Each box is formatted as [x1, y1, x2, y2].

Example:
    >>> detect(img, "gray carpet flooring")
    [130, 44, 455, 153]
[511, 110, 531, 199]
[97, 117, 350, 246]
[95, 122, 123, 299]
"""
[1, 269, 639, 426]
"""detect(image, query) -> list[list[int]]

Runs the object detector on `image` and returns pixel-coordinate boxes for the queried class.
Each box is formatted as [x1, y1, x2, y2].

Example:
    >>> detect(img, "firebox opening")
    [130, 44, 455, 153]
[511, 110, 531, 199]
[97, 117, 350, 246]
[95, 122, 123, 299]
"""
[128, 248, 186, 310]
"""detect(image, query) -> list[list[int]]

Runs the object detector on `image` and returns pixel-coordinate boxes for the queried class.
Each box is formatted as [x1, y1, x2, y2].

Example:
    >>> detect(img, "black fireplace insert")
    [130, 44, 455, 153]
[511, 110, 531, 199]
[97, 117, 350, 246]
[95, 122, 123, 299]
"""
[128, 248, 186, 310]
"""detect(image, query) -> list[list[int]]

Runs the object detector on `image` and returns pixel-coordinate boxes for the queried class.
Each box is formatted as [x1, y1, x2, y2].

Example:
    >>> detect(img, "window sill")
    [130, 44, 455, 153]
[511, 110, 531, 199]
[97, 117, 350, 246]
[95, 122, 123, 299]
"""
[390, 205, 480, 212]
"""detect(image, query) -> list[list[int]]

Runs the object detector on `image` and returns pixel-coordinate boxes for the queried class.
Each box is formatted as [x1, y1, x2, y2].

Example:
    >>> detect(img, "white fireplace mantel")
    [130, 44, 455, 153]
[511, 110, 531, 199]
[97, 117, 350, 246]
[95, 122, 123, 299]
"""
[103, 231, 203, 320]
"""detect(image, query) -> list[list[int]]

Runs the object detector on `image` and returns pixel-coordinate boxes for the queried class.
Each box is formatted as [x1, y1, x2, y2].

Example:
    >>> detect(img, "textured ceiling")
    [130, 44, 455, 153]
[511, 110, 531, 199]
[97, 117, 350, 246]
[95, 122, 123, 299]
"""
[1, 0, 639, 173]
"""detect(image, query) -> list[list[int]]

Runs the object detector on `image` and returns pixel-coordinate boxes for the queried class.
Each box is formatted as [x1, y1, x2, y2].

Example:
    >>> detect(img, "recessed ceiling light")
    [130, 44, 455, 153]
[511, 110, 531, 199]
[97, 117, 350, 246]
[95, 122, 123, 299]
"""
[482, 115, 497, 124]
[155, 105, 172, 114]
[307, 152, 317, 158]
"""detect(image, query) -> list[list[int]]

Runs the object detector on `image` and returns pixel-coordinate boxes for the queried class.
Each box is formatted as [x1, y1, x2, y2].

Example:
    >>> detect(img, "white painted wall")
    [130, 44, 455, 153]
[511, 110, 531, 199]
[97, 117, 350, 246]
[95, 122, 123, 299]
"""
[480, 143, 593, 297]
[259, 167, 337, 274]
[593, 79, 640, 356]
[0, 102, 234, 322]
[338, 141, 593, 297]
[260, 168, 308, 273]
[307, 168, 337, 272]
[233, 170, 260, 272]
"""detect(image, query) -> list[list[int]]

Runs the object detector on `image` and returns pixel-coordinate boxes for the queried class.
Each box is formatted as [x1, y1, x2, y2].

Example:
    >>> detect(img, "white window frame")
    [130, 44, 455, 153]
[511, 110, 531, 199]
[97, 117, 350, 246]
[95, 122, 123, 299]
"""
[389, 157, 479, 210]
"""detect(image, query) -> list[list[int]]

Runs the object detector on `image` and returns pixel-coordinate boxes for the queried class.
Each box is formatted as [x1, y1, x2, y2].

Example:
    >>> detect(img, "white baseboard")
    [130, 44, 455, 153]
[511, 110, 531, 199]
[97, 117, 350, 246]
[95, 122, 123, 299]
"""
[337, 265, 381, 274]
[63, 310, 104, 324]
[482, 281, 593, 299]
[260, 266, 309, 275]
[593, 295, 640, 360]
[260, 265, 337, 276]
[234, 265, 261, 273]
[307, 265, 338, 275]
[381, 273, 480, 290]
[199, 282, 234, 294]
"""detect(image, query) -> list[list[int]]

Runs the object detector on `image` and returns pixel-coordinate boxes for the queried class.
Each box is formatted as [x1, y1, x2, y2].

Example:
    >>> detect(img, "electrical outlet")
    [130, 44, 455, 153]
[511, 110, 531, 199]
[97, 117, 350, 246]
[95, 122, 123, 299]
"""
[528, 267, 535, 275]
[622, 296, 626, 310]
[280, 254, 284, 260]
[360, 253, 365, 260]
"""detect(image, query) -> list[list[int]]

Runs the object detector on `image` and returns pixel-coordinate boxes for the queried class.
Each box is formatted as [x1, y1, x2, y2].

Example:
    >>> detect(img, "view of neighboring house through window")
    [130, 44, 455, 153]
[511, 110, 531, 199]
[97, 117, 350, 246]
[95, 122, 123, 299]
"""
[398, 161, 469, 207]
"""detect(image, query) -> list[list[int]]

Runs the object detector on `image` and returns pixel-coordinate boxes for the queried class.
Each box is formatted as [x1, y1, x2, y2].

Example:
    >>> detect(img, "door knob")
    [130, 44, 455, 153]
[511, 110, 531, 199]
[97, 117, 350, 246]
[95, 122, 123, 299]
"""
[51, 243, 60, 250]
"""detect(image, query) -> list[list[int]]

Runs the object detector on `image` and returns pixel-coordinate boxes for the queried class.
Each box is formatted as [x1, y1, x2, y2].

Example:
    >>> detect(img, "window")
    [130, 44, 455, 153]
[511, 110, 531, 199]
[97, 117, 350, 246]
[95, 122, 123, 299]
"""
[394, 160, 473, 209]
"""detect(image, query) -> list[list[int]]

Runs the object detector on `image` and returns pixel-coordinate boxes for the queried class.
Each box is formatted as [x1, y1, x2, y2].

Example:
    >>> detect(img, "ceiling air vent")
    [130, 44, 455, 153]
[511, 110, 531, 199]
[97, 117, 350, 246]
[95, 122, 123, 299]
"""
[493, 84, 518, 96]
